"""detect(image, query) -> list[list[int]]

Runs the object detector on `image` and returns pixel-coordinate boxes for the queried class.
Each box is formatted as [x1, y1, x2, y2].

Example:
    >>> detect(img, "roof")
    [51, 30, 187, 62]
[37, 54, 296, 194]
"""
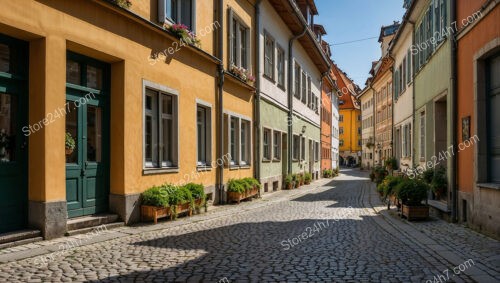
[313, 24, 327, 35]
[378, 22, 400, 42]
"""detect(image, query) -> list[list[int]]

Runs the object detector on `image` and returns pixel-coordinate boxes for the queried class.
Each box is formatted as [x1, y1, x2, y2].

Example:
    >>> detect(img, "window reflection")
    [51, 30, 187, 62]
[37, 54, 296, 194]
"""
[65, 101, 78, 163]
[87, 105, 102, 162]
[0, 93, 16, 163]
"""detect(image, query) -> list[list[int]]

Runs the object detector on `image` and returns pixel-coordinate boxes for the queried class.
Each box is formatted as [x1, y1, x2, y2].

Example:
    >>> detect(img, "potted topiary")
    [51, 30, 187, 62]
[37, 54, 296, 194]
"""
[283, 174, 293, 190]
[141, 186, 171, 224]
[379, 175, 404, 209]
[304, 172, 312, 185]
[168, 185, 194, 220]
[183, 183, 207, 214]
[65, 132, 76, 155]
[396, 179, 430, 221]
[431, 166, 447, 200]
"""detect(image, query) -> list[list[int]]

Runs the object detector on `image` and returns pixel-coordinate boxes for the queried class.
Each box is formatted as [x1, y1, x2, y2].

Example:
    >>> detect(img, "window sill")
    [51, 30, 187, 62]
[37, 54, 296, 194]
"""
[277, 84, 286, 92]
[263, 74, 275, 84]
[197, 166, 212, 172]
[427, 199, 450, 212]
[229, 164, 251, 170]
[143, 167, 179, 175]
[272, 159, 281, 162]
[477, 183, 500, 190]
[262, 159, 272, 163]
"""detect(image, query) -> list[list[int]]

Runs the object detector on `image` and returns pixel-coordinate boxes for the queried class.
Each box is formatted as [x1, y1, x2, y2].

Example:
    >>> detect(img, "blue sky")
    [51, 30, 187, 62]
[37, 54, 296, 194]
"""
[315, 0, 406, 88]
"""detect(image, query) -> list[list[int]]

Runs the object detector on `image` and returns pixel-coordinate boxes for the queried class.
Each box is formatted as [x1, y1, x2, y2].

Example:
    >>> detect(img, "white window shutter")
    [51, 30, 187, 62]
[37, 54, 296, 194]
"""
[158, 0, 166, 23]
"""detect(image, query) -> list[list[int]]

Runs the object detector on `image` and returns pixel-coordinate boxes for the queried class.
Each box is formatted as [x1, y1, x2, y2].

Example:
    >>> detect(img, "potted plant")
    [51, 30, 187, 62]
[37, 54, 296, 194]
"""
[227, 179, 246, 204]
[373, 166, 388, 185]
[431, 166, 447, 200]
[110, 0, 132, 9]
[283, 174, 293, 190]
[65, 132, 76, 156]
[323, 169, 333, 178]
[292, 174, 300, 188]
[384, 157, 398, 171]
[379, 175, 404, 209]
[422, 168, 435, 184]
[304, 172, 312, 185]
[229, 64, 256, 84]
[168, 185, 194, 220]
[141, 186, 170, 224]
[242, 178, 261, 197]
[396, 179, 430, 221]
[183, 183, 207, 214]
[298, 173, 304, 186]
[165, 23, 201, 47]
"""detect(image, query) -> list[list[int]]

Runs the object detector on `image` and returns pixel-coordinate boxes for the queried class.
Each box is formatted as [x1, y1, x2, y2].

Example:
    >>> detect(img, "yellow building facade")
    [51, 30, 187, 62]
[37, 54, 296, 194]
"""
[0, 0, 255, 238]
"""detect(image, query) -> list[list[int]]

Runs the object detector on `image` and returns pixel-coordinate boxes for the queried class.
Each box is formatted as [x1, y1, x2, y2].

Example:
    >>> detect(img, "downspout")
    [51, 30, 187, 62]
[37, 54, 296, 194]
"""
[408, 20, 415, 168]
[287, 27, 308, 174]
[450, 0, 458, 222]
[254, 0, 262, 183]
[217, 0, 225, 204]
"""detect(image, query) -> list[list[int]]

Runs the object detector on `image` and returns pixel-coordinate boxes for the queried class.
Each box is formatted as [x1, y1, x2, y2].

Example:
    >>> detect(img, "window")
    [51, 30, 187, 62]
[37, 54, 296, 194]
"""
[197, 105, 211, 166]
[277, 47, 285, 88]
[229, 11, 249, 69]
[240, 120, 250, 165]
[358, 139, 362, 146]
[293, 135, 300, 160]
[263, 128, 271, 160]
[273, 131, 281, 160]
[144, 87, 178, 168]
[407, 49, 412, 84]
[301, 72, 307, 104]
[339, 115, 343, 122]
[339, 127, 344, 135]
[301, 137, 306, 160]
[420, 111, 425, 159]
[230, 117, 239, 165]
[294, 63, 301, 98]
[161, 0, 195, 31]
[307, 76, 312, 107]
[228, 116, 251, 166]
[487, 54, 500, 183]
[340, 140, 344, 146]
[314, 141, 319, 161]
[264, 33, 275, 80]
[358, 127, 361, 135]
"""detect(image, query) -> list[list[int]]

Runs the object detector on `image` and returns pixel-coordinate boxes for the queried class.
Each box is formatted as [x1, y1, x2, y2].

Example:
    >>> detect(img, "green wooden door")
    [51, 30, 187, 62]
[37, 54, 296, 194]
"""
[0, 35, 28, 233]
[65, 52, 109, 218]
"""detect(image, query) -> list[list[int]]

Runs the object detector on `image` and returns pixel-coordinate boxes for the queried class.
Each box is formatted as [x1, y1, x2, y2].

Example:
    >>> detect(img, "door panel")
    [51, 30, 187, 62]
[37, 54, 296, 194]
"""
[65, 52, 109, 218]
[0, 34, 28, 233]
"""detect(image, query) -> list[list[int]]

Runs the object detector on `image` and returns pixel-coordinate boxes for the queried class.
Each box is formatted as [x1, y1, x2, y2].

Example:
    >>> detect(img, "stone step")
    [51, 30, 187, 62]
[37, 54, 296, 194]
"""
[65, 221, 125, 236]
[0, 229, 42, 245]
[66, 213, 119, 232]
[0, 236, 43, 250]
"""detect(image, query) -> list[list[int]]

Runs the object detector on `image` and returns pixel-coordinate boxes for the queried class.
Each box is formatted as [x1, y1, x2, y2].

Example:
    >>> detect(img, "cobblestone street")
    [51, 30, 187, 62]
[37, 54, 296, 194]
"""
[0, 169, 499, 282]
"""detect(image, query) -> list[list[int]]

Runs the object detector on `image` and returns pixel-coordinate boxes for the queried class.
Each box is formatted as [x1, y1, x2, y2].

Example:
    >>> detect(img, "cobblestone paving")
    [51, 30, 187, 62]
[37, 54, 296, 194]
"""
[0, 170, 498, 282]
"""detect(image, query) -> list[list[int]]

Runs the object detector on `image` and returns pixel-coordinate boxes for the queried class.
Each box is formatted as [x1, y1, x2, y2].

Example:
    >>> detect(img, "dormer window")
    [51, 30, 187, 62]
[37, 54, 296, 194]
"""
[159, 0, 195, 31]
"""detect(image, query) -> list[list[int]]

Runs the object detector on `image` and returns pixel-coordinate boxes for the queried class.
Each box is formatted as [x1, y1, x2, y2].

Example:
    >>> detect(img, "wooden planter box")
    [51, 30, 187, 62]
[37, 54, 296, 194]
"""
[402, 204, 429, 221]
[171, 202, 192, 219]
[141, 205, 170, 224]
[227, 188, 259, 204]
[193, 198, 206, 214]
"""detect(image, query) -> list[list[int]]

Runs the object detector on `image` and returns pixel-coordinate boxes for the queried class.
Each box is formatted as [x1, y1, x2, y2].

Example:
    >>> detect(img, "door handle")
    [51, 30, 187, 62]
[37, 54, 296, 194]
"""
[81, 168, 86, 176]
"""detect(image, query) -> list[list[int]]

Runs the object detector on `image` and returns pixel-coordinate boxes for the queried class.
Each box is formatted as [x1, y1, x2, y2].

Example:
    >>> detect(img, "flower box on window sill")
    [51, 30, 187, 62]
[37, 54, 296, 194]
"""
[109, 0, 132, 9]
[228, 64, 255, 84]
[164, 23, 201, 48]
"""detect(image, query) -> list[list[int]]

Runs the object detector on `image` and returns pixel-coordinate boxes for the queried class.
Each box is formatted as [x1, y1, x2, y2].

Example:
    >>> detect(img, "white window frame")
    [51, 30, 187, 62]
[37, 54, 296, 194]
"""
[277, 46, 285, 88]
[420, 111, 426, 160]
[301, 136, 306, 161]
[293, 134, 300, 161]
[264, 31, 275, 80]
[143, 80, 179, 170]
[263, 128, 271, 161]
[228, 9, 250, 69]
[196, 100, 212, 166]
[227, 113, 252, 167]
[273, 130, 281, 160]
[294, 62, 301, 98]
[159, 0, 197, 32]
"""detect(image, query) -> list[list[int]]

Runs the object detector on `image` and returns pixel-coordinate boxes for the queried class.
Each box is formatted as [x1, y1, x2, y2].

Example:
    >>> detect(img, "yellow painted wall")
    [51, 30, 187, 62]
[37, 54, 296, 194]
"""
[0, 0, 220, 200]
[339, 109, 361, 152]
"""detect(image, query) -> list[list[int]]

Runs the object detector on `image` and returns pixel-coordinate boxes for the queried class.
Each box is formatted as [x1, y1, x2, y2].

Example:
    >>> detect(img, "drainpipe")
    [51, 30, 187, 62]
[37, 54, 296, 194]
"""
[217, 0, 225, 204]
[450, 0, 458, 222]
[254, 0, 262, 183]
[287, 27, 308, 174]
[408, 21, 415, 168]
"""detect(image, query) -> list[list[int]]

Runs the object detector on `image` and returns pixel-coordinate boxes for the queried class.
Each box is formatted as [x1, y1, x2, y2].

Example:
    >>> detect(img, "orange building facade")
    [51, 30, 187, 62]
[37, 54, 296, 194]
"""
[456, 0, 499, 238]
